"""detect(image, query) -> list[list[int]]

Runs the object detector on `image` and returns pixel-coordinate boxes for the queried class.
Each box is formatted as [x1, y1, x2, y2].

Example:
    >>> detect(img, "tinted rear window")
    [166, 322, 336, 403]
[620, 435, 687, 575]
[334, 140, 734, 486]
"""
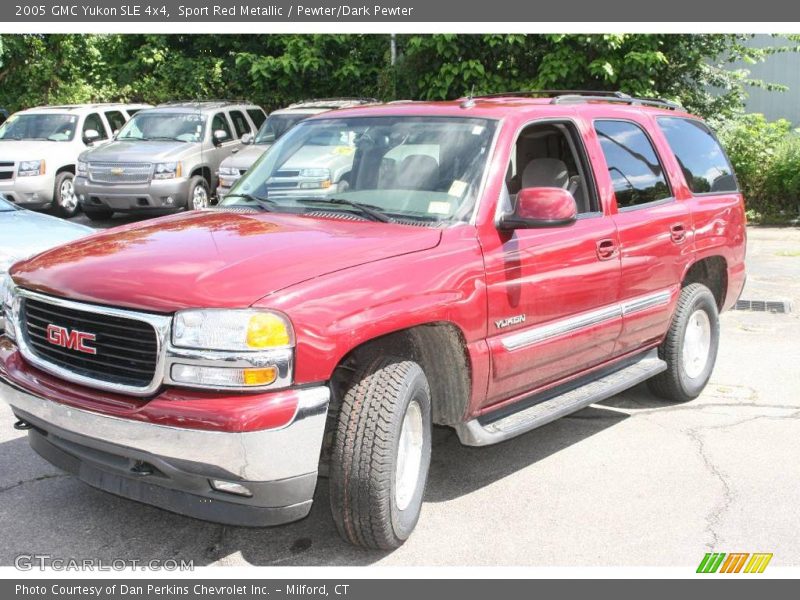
[658, 117, 738, 194]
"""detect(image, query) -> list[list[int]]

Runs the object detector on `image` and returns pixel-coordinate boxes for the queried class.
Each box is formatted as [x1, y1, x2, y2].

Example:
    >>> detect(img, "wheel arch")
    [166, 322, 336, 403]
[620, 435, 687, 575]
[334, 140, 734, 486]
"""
[682, 255, 728, 310]
[330, 321, 473, 427]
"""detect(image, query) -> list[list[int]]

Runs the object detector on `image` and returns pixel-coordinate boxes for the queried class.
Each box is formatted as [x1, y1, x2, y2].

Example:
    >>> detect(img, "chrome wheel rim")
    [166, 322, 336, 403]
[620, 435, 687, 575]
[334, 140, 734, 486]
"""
[395, 400, 424, 511]
[59, 178, 78, 211]
[192, 185, 208, 210]
[683, 309, 712, 379]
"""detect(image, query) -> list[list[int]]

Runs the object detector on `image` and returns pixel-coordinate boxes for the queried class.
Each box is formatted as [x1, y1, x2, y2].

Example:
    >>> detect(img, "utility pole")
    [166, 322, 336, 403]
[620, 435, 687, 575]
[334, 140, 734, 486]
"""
[390, 33, 397, 66]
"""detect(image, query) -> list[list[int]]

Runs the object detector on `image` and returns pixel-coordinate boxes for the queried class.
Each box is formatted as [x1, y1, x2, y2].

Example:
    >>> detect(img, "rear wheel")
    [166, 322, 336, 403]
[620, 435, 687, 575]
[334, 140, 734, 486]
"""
[52, 172, 80, 218]
[329, 357, 432, 550]
[648, 283, 720, 402]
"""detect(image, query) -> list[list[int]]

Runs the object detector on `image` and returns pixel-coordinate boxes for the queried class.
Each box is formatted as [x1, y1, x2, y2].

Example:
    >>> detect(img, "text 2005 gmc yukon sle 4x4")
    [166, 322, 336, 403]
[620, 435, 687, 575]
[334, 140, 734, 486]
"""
[0, 92, 746, 549]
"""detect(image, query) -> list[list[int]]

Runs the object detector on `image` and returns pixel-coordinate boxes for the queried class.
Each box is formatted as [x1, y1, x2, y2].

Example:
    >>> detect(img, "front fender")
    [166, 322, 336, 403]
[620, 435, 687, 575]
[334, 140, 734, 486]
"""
[256, 225, 488, 385]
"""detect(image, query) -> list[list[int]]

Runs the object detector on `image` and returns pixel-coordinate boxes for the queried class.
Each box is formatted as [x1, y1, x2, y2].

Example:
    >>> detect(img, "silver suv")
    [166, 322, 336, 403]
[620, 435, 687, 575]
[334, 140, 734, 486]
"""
[216, 98, 376, 199]
[74, 101, 265, 220]
[0, 103, 149, 218]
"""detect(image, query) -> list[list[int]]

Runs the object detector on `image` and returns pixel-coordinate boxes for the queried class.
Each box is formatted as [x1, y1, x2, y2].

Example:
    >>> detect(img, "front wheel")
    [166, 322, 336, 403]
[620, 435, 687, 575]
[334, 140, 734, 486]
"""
[188, 176, 210, 210]
[329, 357, 432, 550]
[52, 172, 80, 218]
[648, 283, 720, 402]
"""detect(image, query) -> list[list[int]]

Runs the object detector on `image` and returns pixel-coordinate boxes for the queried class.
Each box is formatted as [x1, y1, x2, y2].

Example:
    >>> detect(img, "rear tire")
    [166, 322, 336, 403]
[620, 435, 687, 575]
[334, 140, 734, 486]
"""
[329, 357, 432, 550]
[52, 171, 80, 218]
[647, 283, 720, 402]
[83, 206, 114, 222]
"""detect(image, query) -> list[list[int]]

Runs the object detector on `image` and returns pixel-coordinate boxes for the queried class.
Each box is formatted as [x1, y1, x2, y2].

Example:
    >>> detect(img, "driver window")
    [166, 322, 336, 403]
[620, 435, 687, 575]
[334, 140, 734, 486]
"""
[83, 113, 108, 142]
[212, 113, 233, 141]
[506, 121, 598, 214]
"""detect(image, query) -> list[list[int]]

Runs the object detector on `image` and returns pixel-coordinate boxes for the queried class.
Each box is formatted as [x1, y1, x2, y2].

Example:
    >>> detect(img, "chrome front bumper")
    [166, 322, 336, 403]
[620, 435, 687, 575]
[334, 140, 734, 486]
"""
[0, 376, 330, 526]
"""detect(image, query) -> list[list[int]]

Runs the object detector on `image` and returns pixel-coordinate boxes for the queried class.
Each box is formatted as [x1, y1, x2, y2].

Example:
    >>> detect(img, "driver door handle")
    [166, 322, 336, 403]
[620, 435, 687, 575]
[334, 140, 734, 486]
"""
[596, 238, 618, 261]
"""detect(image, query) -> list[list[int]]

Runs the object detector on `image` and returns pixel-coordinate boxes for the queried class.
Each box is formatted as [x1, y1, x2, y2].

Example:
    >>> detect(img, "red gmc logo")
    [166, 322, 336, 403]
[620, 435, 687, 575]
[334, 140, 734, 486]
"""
[46, 324, 97, 355]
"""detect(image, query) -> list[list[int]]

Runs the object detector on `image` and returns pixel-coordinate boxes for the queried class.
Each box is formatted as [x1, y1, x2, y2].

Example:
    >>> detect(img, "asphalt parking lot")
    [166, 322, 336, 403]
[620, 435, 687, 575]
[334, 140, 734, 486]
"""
[1, 221, 798, 567]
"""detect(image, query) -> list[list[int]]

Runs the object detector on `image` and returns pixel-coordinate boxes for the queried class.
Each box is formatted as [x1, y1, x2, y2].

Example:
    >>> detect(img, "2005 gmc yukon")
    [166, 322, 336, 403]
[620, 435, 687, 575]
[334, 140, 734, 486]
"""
[0, 91, 746, 549]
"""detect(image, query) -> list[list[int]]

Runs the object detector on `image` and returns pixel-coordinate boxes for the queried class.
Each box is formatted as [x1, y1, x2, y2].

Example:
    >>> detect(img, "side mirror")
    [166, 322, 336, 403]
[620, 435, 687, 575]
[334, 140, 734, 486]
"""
[499, 187, 577, 230]
[84, 129, 101, 143]
[213, 129, 229, 145]
[241, 133, 253, 145]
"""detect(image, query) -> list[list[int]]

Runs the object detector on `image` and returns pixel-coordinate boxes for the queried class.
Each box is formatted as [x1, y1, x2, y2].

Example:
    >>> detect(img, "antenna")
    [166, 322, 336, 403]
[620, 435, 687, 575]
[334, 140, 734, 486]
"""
[461, 85, 476, 109]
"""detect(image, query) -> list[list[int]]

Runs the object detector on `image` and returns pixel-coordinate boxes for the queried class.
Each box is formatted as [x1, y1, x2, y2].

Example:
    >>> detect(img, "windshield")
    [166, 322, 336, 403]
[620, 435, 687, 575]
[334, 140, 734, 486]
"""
[254, 113, 309, 144]
[0, 113, 78, 142]
[117, 112, 205, 142]
[221, 116, 497, 224]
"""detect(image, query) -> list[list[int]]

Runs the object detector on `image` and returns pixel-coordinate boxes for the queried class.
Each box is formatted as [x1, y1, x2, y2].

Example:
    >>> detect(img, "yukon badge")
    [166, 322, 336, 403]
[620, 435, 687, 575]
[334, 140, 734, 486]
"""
[495, 314, 526, 329]
[46, 324, 97, 355]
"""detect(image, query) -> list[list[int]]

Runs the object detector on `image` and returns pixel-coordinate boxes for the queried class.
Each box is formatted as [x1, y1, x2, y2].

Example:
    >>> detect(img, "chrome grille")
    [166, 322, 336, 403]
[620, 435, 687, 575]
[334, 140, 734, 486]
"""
[20, 297, 159, 388]
[88, 162, 152, 184]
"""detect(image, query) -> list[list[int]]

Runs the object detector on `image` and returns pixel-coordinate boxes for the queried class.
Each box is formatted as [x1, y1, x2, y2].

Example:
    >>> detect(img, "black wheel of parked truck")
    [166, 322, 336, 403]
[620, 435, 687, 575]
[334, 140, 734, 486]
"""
[648, 283, 720, 403]
[329, 357, 432, 550]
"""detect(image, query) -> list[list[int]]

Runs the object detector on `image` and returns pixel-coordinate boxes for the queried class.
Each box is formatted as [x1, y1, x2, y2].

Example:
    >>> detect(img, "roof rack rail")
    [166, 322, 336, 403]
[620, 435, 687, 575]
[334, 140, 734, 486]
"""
[550, 94, 681, 110]
[156, 99, 256, 108]
[473, 90, 631, 100]
[468, 90, 682, 110]
[286, 97, 380, 108]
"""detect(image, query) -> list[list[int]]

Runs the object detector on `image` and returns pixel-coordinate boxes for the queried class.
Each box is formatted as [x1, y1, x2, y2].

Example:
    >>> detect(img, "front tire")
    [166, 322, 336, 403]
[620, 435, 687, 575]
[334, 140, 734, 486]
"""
[52, 171, 80, 218]
[648, 283, 720, 402]
[188, 176, 210, 210]
[329, 357, 432, 550]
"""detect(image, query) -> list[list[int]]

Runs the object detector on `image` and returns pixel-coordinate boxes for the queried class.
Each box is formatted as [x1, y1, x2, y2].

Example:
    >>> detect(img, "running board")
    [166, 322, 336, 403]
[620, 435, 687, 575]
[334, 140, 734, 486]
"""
[455, 350, 667, 446]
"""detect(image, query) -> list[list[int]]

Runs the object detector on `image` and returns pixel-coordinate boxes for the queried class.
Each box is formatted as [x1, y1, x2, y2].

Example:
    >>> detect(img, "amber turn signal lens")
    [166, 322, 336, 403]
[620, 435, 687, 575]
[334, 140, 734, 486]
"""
[246, 313, 291, 348]
[243, 367, 278, 386]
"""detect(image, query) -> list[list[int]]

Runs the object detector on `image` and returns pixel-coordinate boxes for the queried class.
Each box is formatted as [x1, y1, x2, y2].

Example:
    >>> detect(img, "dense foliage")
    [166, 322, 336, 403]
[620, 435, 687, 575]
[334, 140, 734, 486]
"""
[0, 34, 791, 117]
[715, 113, 800, 222]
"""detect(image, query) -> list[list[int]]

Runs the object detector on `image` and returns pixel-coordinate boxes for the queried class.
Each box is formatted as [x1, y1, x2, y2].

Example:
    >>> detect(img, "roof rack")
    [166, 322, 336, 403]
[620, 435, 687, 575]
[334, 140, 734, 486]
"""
[285, 97, 380, 109]
[156, 99, 256, 108]
[470, 90, 681, 110]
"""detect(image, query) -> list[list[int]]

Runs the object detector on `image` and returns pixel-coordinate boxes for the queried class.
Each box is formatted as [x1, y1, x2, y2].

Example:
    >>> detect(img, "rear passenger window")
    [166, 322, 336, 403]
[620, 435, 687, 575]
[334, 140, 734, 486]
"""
[229, 110, 251, 138]
[595, 120, 671, 209]
[657, 117, 738, 194]
[247, 108, 266, 129]
[104, 111, 126, 134]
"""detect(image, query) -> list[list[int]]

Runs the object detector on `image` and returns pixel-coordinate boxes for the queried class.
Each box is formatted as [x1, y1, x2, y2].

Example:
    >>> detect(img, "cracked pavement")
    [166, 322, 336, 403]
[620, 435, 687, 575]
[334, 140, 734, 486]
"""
[0, 225, 798, 567]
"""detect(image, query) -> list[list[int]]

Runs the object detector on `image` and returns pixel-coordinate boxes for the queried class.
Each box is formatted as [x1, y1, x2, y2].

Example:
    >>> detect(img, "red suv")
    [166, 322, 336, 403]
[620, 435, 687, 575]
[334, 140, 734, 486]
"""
[0, 91, 746, 549]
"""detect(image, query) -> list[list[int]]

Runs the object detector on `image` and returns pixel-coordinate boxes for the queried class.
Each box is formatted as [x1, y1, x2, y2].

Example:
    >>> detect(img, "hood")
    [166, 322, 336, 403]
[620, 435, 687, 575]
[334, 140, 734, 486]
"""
[82, 140, 194, 163]
[0, 209, 92, 267]
[223, 144, 270, 171]
[10, 210, 442, 313]
[0, 139, 75, 162]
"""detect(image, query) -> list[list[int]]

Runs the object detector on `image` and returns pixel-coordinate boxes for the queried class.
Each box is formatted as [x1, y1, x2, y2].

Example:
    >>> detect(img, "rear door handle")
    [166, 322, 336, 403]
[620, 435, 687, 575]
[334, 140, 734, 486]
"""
[596, 238, 618, 260]
[670, 223, 687, 243]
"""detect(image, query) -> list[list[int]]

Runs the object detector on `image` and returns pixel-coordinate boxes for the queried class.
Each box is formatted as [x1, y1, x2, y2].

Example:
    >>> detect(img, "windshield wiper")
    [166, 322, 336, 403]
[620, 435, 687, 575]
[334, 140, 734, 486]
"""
[295, 197, 392, 223]
[147, 136, 187, 142]
[223, 193, 278, 212]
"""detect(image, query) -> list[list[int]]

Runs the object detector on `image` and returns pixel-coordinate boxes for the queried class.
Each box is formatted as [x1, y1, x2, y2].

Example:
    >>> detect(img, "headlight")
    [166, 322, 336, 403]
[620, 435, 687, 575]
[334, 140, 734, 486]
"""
[172, 309, 293, 351]
[77, 160, 88, 176]
[297, 168, 331, 189]
[153, 162, 182, 180]
[18, 160, 45, 177]
[169, 309, 294, 390]
[219, 167, 240, 177]
[1, 273, 18, 339]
